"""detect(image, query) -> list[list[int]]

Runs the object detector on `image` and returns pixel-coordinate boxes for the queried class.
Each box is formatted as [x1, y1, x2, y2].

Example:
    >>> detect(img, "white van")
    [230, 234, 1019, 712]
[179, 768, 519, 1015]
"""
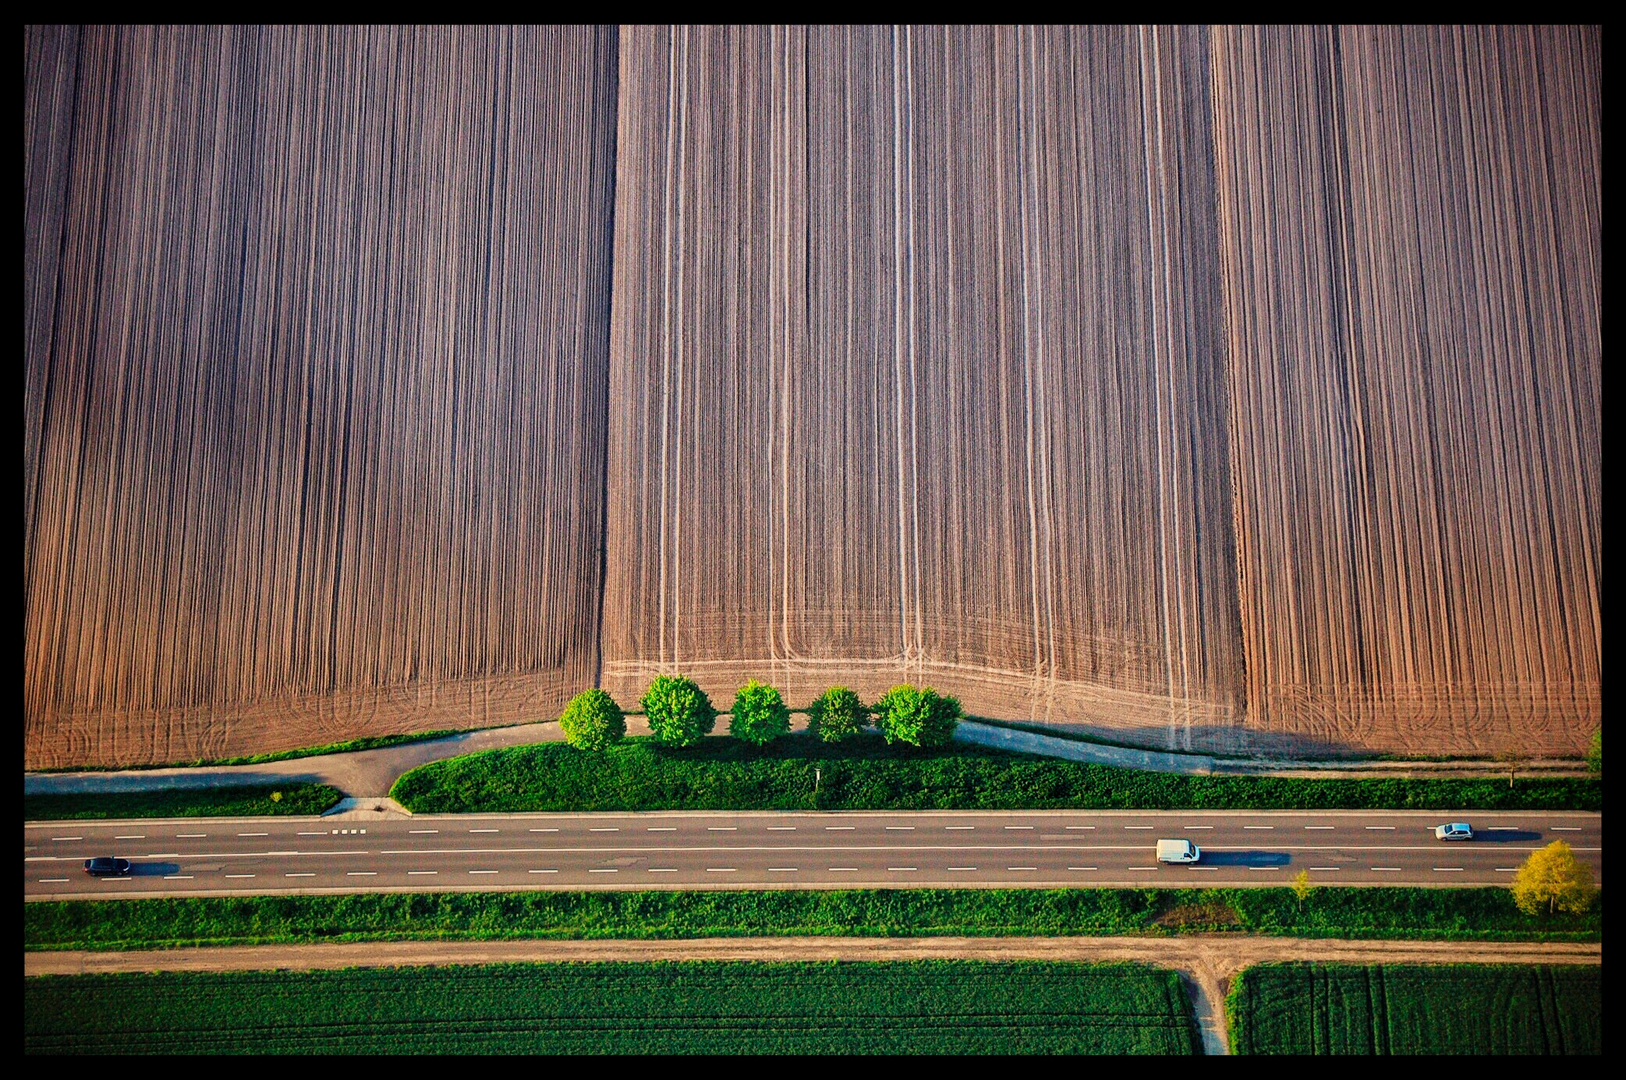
[1156, 839, 1201, 864]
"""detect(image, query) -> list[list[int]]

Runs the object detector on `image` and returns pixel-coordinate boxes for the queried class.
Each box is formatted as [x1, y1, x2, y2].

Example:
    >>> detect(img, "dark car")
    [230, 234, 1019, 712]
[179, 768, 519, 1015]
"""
[83, 857, 132, 876]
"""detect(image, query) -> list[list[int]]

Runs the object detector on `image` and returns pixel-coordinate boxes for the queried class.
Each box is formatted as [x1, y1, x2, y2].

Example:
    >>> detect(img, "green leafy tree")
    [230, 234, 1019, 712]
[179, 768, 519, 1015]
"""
[729, 680, 791, 747]
[1586, 730, 1601, 773]
[872, 684, 962, 748]
[1511, 840, 1597, 915]
[559, 689, 626, 751]
[807, 686, 869, 743]
[641, 674, 716, 748]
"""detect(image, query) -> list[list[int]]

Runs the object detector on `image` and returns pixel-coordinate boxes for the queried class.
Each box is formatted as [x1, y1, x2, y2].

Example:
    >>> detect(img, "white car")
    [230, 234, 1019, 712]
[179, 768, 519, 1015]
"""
[1156, 839, 1202, 864]
[1434, 822, 1474, 841]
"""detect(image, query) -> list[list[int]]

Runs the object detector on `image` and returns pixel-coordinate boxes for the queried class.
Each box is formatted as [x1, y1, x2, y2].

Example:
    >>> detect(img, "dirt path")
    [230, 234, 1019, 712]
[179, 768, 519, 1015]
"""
[25, 717, 1591, 802]
[25, 935, 1599, 1055]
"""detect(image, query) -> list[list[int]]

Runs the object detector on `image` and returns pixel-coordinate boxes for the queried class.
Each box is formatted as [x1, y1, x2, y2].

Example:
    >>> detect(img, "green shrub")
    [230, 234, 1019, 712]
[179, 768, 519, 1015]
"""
[24, 783, 343, 821]
[806, 686, 869, 743]
[559, 689, 626, 751]
[641, 674, 716, 748]
[872, 684, 961, 748]
[388, 733, 1601, 815]
[1586, 729, 1601, 773]
[729, 680, 790, 747]
[24, 887, 1601, 953]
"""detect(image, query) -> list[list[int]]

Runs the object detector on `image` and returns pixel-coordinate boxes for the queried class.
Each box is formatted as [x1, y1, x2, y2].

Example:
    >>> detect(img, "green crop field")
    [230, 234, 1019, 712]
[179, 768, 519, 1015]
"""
[23, 783, 343, 821]
[1228, 963, 1601, 1055]
[24, 960, 1198, 1055]
[24, 887, 1600, 953]
[388, 734, 1600, 814]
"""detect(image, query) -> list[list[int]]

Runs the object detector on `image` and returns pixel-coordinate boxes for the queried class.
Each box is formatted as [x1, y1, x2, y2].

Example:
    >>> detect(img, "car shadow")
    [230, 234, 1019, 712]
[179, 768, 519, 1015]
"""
[1473, 830, 1542, 843]
[1197, 850, 1292, 867]
[127, 861, 182, 877]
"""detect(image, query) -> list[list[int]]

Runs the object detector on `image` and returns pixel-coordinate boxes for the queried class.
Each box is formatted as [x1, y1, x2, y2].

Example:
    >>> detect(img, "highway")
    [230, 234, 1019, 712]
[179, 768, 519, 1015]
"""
[23, 810, 1602, 900]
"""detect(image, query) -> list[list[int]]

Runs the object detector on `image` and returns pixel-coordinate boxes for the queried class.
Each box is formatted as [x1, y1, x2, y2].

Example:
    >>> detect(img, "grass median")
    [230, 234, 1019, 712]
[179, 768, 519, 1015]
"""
[24, 784, 344, 821]
[1227, 962, 1601, 1054]
[25, 887, 1600, 952]
[24, 959, 1199, 1055]
[389, 733, 1601, 813]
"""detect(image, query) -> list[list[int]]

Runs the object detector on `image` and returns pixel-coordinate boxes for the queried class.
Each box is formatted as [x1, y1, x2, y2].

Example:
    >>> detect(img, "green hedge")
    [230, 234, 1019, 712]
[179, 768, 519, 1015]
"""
[389, 733, 1601, 813]
[24, 961, 1199, 1055]
[24, 784, 343, 821]
[24, 887, 1600, 952]
[1228, 962, 1601, 1054]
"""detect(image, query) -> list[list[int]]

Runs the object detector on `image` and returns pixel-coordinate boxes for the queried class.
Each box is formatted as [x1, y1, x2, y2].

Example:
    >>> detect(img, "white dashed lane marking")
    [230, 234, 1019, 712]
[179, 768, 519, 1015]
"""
[114, 835, 145, 839]
[285, 872, 314, 878]
[1243, 826, 1274, 830]
[408, 871, 437, 876]
[530, 869, 559, 874]
[948, 866, 978, 871]
[38, 878, 69, 883]
[164, 875, 193, 880]
[469, 870, 498, 875]
[410, 830, 439, 834]
[469, 829, 498, 834]
[238, 832, 268, 837]
[1365, 826, 1395, 831]
[768, 867, 798, 872]
[706, 868, 736, 873]
[588, 869, 618, 874]
[766, 827, 796, 831]
[50, 837, 82, 842]
[646, 869, 675, 874]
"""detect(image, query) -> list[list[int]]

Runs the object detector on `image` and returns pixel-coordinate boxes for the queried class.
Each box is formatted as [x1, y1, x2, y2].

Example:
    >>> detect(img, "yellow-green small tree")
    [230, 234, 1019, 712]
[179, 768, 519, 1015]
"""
[1291, 869, 1315, 904]
[560, 689, 626, 751]
[729, 680, 790, 747]
[1511, 840, 1596, 915]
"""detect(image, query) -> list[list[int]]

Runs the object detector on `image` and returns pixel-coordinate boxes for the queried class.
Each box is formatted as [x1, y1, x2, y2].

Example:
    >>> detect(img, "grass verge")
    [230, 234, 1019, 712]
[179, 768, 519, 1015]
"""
[1227, 962, 1601, 1054]
[24, 887, 1600, 951]
[23, 960, 1198, 1055]
[389, 733, 1601, 812]
[30, 730, 471, 773]
[24, 784, 344, 821]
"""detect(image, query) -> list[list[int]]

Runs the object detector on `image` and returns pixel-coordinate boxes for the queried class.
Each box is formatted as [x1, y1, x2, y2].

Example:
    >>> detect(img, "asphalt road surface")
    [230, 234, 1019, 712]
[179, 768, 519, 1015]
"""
[24, 810, 1602, 900]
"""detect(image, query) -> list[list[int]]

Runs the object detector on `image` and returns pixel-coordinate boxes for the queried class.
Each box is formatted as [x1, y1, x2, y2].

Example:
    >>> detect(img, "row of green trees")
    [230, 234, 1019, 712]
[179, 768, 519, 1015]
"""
[558, 677, 964, 752]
